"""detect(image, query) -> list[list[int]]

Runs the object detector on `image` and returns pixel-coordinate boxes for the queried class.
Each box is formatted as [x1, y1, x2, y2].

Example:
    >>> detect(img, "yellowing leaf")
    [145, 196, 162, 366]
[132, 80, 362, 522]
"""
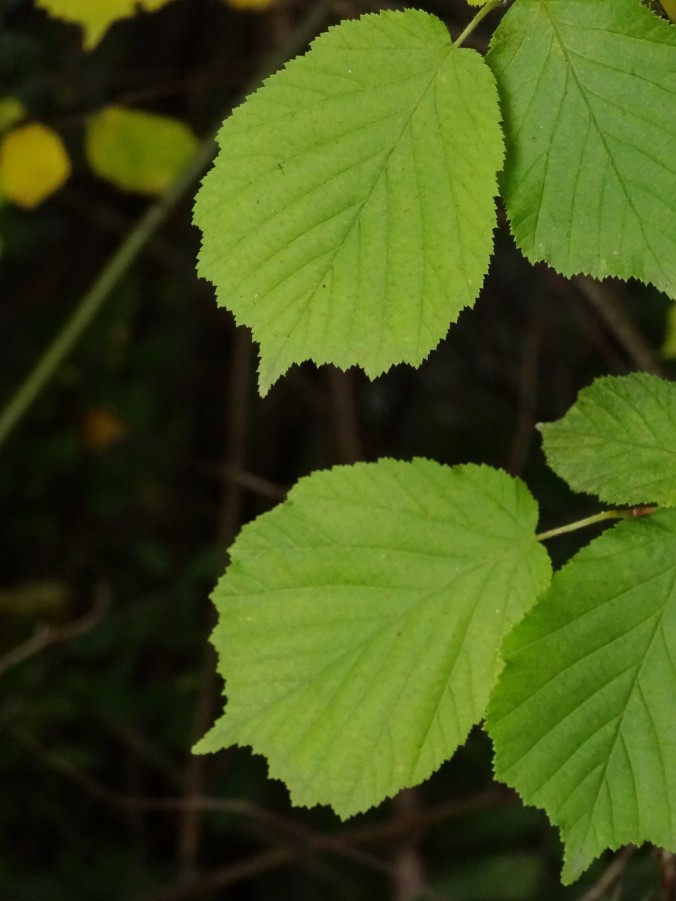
[36, 0, 171, 49]
[0, 123, 71, 209]
[85, 106, 199, 195]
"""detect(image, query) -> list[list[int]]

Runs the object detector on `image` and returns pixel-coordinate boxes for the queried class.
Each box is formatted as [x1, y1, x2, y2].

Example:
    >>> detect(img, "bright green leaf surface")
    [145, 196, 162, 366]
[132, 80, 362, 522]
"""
[196, 460, 550, 817]
[487, 511, 676, 883]
[195, 10, 504, 394]
[540, 373, 676, 507]
[488, 0, 676, 298]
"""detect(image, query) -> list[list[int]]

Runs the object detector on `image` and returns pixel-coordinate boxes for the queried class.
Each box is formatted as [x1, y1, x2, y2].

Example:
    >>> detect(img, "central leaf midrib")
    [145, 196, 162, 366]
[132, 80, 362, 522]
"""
[263, 47, 459, 375]
[537, 1, 654, 266]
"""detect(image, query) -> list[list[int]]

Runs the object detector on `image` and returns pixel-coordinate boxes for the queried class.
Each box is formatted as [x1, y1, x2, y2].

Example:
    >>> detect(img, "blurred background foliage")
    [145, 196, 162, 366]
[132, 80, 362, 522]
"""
[1, 0, 675, 898]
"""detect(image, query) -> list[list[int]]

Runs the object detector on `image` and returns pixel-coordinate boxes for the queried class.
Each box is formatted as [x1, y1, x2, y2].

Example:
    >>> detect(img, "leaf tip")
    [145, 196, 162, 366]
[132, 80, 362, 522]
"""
[560, 843, 598, 887]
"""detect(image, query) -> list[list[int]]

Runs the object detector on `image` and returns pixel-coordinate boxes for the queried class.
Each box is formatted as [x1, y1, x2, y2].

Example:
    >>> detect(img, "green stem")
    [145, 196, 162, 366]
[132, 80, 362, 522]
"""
[453, 0, 504, 48]
[0, 143, 214, 447]
[536, 509, 629, 543]
[0, 1, 332, 450]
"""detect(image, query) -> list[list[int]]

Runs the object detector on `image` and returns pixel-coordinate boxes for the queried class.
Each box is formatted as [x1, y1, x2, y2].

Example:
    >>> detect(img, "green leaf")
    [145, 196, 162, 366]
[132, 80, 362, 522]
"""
[539, 373, 676, 507]
[194, 10, 504, 395]
[487, 511, 676, 883]
[85, 106, 199, 195]
[487, 0, 676, 298]
[195, 459, 550, 818]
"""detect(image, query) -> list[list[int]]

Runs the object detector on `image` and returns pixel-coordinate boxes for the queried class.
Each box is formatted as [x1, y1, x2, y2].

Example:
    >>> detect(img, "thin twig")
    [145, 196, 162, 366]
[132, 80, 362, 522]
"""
[11, 726, 506, 901]
[328, 367, 364, 463]
[507, 304, 546, 475]
[177, 328, 254, 877]
[0, 587, 110, 678]
[575, 276, 667, 377]
[577, 846, 636, 901]
[660, 849, 675, 900]
[392, 788, 425, 901]
[140, 790, 505, 901]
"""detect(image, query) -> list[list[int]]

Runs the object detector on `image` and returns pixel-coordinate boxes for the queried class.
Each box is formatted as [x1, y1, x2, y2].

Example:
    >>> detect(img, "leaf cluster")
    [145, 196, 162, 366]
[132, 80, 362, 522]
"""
[192, 0, 676, 884]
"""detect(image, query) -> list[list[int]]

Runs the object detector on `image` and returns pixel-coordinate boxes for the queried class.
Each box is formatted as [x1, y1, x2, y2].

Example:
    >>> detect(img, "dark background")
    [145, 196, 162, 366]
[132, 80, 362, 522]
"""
[1, 0, 674, 898]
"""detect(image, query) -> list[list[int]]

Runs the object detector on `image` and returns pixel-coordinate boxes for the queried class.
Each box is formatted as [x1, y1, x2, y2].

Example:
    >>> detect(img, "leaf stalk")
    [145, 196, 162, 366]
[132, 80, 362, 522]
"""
[536, 509, 630, 542]
[453, 0, 504, 48]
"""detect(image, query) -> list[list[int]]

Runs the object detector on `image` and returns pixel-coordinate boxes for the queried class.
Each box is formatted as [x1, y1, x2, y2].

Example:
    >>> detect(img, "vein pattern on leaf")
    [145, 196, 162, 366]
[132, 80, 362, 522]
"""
[487, 0, 676, 297]
[195, 460, 550, 818]
[194, 10, 504, 393]
[540, 373, 676, 507]
[487, 511, 676, 883]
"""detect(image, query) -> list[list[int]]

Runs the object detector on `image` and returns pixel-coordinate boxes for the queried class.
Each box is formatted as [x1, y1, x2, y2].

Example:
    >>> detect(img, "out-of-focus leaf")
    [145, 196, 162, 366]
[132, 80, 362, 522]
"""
[659, 0, 676, 23]
[0, 98, 26, 134]
[36, 0, 171, 49]
[226, 0, 276, 9]
[81, 409, 127, 452]
[85, 106, 199, 195]
[0, 123, 71, 209]
[661, 305, 676, 359]
[0, 581, 70, 617]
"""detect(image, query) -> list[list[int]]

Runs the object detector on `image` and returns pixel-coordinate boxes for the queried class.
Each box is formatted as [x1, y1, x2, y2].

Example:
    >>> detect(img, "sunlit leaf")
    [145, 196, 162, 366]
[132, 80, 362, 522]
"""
[196, 460, 550, 817]
[195, 10, 504, 394]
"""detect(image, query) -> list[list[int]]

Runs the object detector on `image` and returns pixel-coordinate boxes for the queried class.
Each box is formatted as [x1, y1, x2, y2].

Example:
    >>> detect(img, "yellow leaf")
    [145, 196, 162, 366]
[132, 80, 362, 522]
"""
[466, 0, 486, 6]
[0, 123, 71, 209]
[85, 105, 199, 195]
[659, 0, 676, 22]
[36, 0, 171, 49]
